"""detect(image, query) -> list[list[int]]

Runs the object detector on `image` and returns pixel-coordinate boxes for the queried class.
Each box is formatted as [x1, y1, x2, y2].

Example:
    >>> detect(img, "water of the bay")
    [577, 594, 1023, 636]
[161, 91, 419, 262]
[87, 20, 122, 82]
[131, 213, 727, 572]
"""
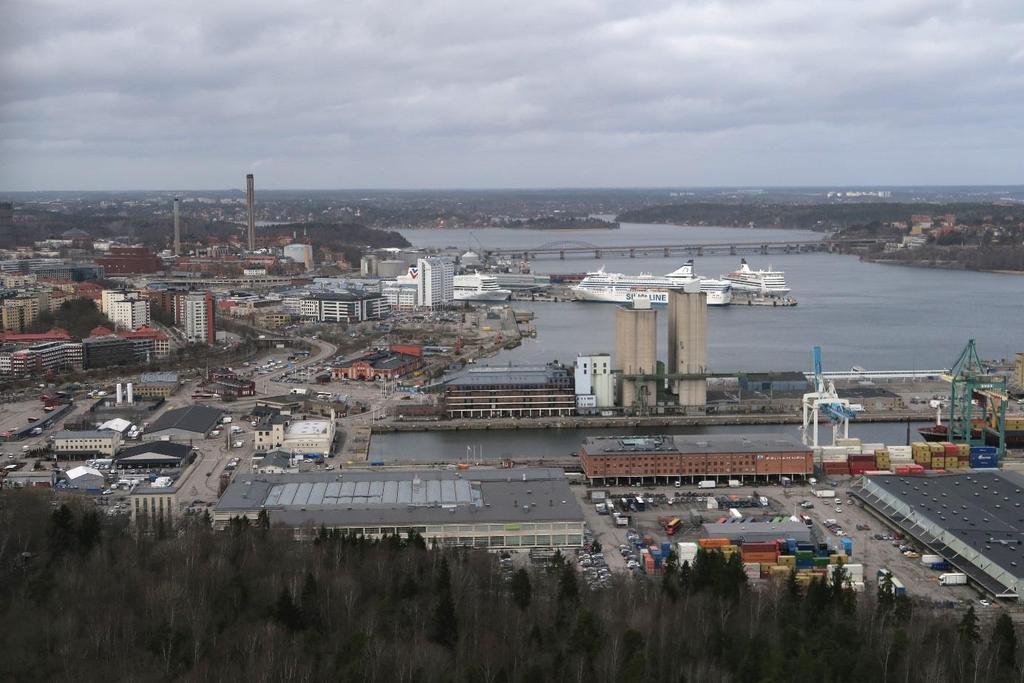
[402, 222, 1023, 371]
[368, 422, 919, 463]
[378, 222, 1022, 462]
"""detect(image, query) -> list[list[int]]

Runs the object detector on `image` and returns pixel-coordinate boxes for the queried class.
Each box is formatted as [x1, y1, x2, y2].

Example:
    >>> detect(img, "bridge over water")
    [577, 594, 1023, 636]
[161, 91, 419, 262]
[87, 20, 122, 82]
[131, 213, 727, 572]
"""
[485, 238, 880, 260]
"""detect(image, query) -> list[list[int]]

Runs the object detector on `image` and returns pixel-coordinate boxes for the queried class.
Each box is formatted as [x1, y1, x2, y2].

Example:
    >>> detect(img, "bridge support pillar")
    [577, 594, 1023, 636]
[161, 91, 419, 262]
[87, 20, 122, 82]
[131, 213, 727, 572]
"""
[559, 250, 565, 260]
[629, 248, 635, 258]
[595, 249, 602, 259]
[697, 247, 703, 257]
[730, 245, 736, 255]
[664, 247, 670, 257]
[761, 244, 768, 254]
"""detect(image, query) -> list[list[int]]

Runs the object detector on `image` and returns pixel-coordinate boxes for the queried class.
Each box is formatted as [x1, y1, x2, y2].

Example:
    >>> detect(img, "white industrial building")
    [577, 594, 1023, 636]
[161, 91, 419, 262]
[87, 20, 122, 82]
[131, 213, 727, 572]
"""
[254, 411, 336, 456]
[54, 430, 122, 457]
[574, 353, 614, 413]
[63, 465, 105, 492]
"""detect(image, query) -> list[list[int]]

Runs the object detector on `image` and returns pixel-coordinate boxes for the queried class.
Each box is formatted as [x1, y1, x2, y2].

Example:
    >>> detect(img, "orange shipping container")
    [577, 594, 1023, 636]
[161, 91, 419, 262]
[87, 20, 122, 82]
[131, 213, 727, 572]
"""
[698, 538, 730, 549]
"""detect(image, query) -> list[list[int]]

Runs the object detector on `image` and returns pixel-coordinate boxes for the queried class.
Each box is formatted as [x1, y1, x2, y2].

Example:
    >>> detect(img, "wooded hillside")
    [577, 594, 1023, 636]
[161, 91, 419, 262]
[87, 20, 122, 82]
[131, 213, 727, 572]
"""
[0, 494, 1017, 682]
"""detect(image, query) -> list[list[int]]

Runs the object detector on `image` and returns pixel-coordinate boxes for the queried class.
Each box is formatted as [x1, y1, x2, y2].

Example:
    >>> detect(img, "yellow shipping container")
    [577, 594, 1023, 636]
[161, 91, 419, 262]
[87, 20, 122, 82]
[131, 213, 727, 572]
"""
[929, 443, 946, 455]
[769, 566, 791, 577]
[912, 441, 930, 453]
[931, 457, 945, 469]
[778, 555, 796, 567]
[957, 443, 970, 458]
[829, 554, 844, 564]
[945, 457, 959, 469]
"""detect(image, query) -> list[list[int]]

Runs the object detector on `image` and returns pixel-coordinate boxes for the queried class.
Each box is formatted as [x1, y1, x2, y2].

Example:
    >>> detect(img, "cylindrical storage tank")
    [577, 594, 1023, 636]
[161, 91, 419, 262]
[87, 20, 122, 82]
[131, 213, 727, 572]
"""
[376, 260, 409, 278]
[115, 383, 123, 405]
[667, 285, 707, 407]
[126, 382, 134, 405]
[615, 300, 657, 410]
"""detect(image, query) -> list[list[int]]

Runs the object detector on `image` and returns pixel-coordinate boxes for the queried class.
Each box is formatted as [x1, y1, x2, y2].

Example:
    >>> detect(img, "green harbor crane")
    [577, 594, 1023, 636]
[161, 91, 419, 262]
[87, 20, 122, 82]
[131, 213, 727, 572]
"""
[944, 339, 1008, 456]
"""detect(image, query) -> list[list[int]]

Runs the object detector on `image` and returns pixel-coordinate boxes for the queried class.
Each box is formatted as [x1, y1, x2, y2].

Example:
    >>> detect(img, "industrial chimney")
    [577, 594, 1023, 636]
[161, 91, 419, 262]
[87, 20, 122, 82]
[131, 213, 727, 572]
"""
[245, 173, 255, 251]
[173, 197, 181, 256]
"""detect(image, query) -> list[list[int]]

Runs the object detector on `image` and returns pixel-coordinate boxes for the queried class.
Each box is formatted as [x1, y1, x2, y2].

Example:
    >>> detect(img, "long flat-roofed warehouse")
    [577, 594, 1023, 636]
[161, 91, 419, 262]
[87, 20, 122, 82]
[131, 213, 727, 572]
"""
[579, 434, 813, 486]
[855, 472, 1024, 601]
[214, 467, 585, 548]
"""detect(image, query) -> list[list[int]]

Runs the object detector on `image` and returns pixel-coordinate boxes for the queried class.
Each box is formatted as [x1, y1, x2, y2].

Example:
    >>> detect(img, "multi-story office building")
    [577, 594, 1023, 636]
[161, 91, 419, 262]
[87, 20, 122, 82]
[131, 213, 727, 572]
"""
[299, 293, 388, 323]
[381, 280, 419, 311]
[82, 335, 135, 369]
[95, 246, 163, 274]
[415, 257, 454, 308]
[0, 340, 83, 378]
[182, 291, 215, 345]
[108, 296, 151, 331]
[444, 362, 575, 419]
[579, 434, 814, 486]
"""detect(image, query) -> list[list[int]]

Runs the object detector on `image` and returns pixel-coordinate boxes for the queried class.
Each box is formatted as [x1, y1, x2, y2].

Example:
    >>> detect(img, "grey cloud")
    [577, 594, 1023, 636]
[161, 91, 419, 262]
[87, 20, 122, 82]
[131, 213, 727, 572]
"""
[1, 0, 1022, 190]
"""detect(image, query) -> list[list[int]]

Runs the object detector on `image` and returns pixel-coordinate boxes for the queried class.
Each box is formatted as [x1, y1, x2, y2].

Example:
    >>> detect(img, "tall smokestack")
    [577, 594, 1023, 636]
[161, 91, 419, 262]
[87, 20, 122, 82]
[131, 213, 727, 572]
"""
[173, 197, 181, 256]
[245, 173, 255, 251]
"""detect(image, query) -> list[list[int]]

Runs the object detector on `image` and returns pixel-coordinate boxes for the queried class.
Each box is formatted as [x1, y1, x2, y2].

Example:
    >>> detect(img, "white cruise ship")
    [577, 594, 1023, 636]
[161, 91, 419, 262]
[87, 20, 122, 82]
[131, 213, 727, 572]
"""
[453, 273, 512, 301]
[571, 261, 731, 305]
[721, 259, 790, 295]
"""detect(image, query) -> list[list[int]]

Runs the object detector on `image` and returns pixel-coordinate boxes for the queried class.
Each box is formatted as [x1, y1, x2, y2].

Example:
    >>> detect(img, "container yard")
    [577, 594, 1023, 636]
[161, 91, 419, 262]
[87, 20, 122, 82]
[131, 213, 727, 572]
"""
[574, 478, 986, 604]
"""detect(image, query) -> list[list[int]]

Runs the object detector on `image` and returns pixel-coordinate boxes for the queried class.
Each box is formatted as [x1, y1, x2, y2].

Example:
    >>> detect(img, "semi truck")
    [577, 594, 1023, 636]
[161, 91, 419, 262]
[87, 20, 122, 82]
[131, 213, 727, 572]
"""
[814, 489, 836, 498]
[698, 480, 716, 489]
[939, 572, 968, 586]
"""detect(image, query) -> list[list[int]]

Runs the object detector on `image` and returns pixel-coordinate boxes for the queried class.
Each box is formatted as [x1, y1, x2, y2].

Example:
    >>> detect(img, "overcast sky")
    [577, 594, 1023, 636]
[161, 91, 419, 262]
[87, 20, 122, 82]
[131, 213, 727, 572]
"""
[2, 0, 1023, 191]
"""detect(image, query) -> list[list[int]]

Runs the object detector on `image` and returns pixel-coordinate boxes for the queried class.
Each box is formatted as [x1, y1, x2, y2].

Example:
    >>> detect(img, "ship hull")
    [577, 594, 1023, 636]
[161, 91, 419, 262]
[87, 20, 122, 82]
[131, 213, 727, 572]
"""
[572, 287, 730, 305]
[454, 290, 512, 301]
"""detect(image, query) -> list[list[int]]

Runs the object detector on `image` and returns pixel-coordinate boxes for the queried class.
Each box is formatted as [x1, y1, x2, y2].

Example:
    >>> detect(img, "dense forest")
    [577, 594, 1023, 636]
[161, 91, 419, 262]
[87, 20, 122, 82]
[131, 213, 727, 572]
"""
[0, 493, 1019, 682]
[617, 202, 1024, 231]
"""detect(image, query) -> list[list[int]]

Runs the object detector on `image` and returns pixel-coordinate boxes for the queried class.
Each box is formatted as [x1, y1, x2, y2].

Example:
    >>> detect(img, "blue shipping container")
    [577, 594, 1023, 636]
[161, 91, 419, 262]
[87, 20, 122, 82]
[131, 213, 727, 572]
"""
[970, 453, 999, 468]
[970, 446, 998, 455]
[661, 542, 671, 556]
[841, 538, 853, 556]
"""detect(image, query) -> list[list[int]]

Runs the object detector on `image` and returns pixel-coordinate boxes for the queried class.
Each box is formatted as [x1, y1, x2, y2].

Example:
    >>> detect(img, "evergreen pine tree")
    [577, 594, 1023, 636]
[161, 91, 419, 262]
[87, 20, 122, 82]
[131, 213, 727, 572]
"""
[429, 589, 458, 649]
[48, 504, 75, 557]
[558, 562, 578, 604]
[511, 568, 532, 610]
[77, 510, 101, 555]
[993, 612, 1017, 670]
[958, 605, 980, 646]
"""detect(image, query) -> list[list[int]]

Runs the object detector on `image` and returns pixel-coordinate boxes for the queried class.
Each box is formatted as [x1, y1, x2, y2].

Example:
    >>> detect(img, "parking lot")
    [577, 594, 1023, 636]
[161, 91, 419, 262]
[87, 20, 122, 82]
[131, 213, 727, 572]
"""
[572, 480, 998, 608]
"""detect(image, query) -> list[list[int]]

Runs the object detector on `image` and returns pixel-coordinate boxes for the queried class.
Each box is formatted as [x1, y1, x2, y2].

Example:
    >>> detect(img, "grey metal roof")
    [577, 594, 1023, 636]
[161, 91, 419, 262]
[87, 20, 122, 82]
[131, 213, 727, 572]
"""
[448, 364, 572, 387]
[702, 520, 812, 543]
[56, 430, 117, 439]
[146, 405, 223, 435]
[117, 441, 190, 459]
[139, 372, 179, 383]
[215, 468, 584, 527]
[864, 472, 1024, 580]
[583, 433, 809, 456]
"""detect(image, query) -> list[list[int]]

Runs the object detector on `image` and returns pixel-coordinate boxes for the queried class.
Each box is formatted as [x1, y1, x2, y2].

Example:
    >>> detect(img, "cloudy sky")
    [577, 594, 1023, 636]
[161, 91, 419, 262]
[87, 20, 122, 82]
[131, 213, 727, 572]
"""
[2, 0, 1023, 190]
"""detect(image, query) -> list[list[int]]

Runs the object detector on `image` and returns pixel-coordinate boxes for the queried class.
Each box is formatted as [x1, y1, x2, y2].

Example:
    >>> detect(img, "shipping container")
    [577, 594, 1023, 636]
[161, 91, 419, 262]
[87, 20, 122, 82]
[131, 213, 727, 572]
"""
[939, 572, 968, 586]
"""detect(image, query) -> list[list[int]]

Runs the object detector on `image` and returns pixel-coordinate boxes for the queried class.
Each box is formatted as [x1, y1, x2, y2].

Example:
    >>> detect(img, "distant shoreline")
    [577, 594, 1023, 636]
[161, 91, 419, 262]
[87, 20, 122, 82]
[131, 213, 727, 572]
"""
[859, 256, 1024, 276]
